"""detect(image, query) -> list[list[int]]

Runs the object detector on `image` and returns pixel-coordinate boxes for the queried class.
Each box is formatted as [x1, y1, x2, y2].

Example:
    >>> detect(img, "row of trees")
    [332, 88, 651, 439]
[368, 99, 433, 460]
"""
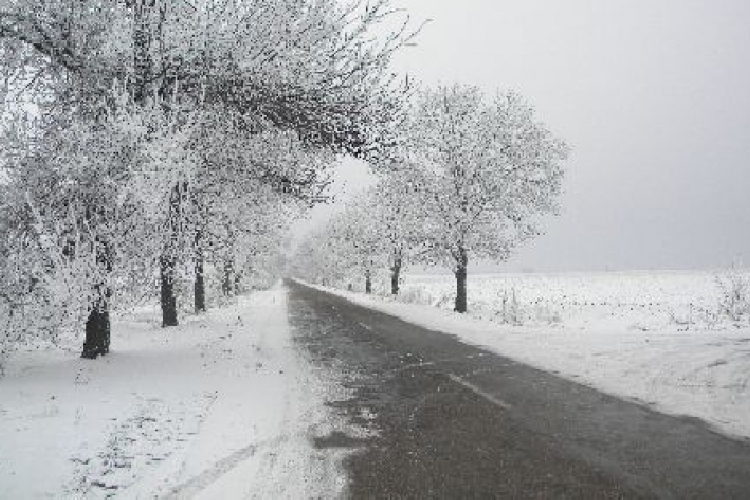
[292, 86, 569, 312]
[1, 0, 417, 358]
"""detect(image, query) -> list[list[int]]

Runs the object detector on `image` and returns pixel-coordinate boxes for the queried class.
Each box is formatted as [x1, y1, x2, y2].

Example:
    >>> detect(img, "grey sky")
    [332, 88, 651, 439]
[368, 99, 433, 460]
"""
[296, 0, 750, 272]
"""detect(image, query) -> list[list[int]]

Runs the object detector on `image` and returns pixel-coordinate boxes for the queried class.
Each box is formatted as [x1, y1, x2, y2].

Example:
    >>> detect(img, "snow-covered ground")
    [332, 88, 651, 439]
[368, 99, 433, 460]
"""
[307, 270, 750, 440]
[395, 270, 742, 331]
[0, 286, 348, 499]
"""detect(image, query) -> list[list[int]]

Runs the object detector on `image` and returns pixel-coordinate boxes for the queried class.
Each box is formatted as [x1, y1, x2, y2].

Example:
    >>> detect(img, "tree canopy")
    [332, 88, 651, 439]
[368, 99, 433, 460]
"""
[294, 85, 569, 312]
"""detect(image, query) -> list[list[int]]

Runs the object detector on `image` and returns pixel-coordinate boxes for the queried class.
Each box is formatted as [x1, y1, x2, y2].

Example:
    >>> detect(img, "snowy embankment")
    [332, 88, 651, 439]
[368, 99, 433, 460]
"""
[303, 272, 750, 440]
[0, 287, 347, 498]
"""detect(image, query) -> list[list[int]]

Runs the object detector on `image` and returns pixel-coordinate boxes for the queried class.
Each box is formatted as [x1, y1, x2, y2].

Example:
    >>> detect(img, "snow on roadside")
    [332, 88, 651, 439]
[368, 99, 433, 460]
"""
[304, 281, 750, 441]
[0, 286, 347, 499]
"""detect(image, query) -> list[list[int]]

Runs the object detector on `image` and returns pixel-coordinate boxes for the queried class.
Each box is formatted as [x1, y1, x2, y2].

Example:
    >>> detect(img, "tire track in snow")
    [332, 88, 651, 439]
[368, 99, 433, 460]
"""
[162, 435, 283, 499]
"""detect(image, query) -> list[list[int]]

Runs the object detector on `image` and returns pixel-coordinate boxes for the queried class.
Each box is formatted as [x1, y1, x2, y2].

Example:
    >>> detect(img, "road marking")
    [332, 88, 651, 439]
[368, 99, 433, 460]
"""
[394, 360, 436, 372]
[395, 353, 492, 373]
[448, 374, 512, 410]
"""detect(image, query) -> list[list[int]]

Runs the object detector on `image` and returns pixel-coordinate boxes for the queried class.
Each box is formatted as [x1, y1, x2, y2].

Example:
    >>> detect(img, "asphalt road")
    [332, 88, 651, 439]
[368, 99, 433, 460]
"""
[286, 281, 750, 499]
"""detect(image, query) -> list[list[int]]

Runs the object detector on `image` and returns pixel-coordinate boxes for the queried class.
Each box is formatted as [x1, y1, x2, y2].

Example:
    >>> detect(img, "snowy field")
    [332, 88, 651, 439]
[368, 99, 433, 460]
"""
[309, 269, 750, 440]
[395, 270, 742, 331]
[0, 287, 349, 499]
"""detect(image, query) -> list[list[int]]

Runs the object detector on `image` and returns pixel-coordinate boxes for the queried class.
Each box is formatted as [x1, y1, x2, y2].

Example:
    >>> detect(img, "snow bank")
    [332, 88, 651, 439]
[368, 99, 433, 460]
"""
[305, 275, 750, 440]
[0, 287, 347, 498]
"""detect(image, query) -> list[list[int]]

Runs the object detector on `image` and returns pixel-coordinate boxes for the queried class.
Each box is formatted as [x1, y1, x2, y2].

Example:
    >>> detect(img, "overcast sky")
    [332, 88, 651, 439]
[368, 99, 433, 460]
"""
[296, 0, 750, 272]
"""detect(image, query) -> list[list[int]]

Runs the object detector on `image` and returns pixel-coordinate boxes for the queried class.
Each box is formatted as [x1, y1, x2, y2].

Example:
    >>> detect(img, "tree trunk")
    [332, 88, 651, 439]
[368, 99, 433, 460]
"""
[194, 226, 206, 313]
[390, 255, 402, 295]
[160, 255, 178, 326]
[194, 253, 205, 313]
[222, 259, 235, 297]
[160, 250, 180, 327]
[132, 0, 155, 105]
[365, 269, 372, 294]
[81, 232, 111, 359]
[454, 248, 469, 313]
[135, 2, 182, 327]
[161, 182, 185, 326]
[81, 287, 110, 359]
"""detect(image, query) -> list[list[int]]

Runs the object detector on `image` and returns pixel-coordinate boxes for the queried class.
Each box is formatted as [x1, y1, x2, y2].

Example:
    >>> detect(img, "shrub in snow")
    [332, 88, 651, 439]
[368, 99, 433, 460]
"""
[398, 287, 432, 305]
[532, 299, 556, 323]
[715, 269, 750, 326]
[434, 293, 456, 310]
[496, 289, 523, 325]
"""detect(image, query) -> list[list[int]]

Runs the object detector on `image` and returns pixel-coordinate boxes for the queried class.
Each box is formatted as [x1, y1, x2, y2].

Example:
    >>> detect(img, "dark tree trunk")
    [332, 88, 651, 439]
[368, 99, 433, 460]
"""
[160, 255, 178, 327]
[194, 226, 206, 313]
[390, 255, 402, 295]
[160, 182, 186, 326]
[81, 232, 112, 359]
[81, 288, 110, 359]
[194, 253, 205, 313]
[134, 2, 182, 328]
[159, 253, 180, 326]
[222, 259, 235, 297]
[132, 0, 155, 105]
[365, 269, 372, 294]
[454, 248, 469, 313]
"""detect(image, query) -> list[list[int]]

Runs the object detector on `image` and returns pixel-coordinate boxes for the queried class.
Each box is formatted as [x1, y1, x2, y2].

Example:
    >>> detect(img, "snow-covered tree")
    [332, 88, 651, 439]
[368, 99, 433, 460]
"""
[365, 166, 432, 294]
[303, 168, 431, 295]
[0, 100, 162, 356]
[292, 199, 383, 292]
[0, 0, 417, 357]
[325, 204, 384, 293]
[405, 85, 568, 312]
[290, 228, 345, 287]
[292, 169, 428, 295]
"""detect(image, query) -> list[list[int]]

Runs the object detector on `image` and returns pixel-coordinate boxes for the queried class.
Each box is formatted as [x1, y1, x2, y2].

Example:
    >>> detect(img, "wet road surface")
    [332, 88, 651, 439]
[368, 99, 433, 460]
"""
[286, 281, 750, 499]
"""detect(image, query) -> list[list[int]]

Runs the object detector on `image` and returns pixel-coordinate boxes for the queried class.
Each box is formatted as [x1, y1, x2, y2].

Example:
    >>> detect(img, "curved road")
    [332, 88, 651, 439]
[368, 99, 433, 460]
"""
[286, 281, 750, 499]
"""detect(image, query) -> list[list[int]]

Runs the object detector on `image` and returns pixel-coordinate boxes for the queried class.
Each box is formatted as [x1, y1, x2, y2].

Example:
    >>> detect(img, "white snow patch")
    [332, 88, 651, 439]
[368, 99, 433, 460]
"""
[0, 286, 347, 499]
